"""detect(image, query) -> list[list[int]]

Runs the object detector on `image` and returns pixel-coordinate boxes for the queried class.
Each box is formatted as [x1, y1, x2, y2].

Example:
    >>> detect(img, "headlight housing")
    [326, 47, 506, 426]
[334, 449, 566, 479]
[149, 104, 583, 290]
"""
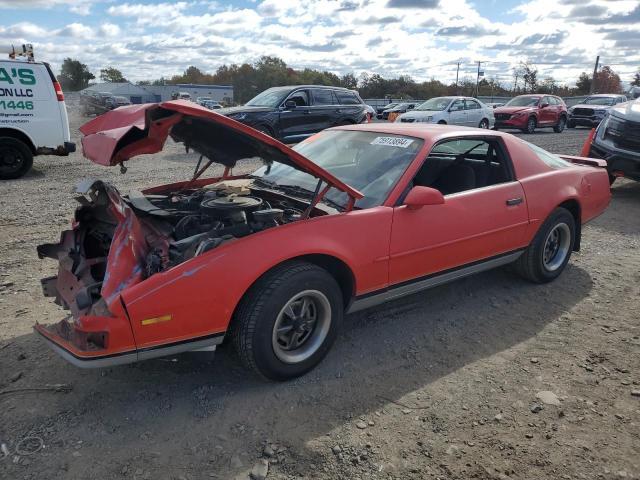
[416, 116, 433, 123]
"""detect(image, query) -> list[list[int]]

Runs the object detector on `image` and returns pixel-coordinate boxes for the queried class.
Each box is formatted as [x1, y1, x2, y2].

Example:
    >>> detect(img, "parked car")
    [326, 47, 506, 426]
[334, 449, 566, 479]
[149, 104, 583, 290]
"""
[196, 96, 212, 105]
[36, 100, 610, 380]
[494, 95, 568, 133]
[567, 94, 628, 128]
[582, 97, 640, 183]
[201, 100, 222, 110]
[218, 85, 367, 143]
[383, 102, 419, 121]
[171, 92, 191, 100]
[0, 52, 75, 179]
[377, 102, 399, 118]
[395, 96, 494, 129]
[629, 87, 640, 100]
[81, 91, 115, 116]
[105, 95, 132, 110]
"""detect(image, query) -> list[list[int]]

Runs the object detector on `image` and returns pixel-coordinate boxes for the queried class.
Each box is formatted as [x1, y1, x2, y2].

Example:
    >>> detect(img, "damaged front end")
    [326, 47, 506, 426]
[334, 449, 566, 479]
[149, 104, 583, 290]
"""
[36, 179, 167, 366]
[36, 100, 362, 368]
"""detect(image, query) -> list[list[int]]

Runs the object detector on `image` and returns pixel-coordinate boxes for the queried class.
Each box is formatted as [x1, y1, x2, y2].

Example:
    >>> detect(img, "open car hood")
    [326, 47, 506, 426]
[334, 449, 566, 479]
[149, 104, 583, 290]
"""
[79, 100, 362, 201]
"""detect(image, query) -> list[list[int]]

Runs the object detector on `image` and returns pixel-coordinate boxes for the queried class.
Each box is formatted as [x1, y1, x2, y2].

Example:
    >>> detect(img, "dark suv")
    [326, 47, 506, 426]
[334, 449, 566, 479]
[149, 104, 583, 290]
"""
[220, 86, 367, 143]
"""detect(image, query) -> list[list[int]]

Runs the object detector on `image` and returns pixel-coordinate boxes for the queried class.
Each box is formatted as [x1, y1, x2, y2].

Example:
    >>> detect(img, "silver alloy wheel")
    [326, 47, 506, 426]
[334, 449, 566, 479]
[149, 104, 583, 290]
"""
[542, 223, 571, 271]
[527, 117, 536, 133]
[272, 290, 332, 364]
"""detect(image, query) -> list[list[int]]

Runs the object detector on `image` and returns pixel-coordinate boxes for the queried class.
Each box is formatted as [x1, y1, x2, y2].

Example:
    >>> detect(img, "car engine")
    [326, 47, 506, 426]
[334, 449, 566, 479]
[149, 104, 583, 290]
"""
[134, 184, 307, 276]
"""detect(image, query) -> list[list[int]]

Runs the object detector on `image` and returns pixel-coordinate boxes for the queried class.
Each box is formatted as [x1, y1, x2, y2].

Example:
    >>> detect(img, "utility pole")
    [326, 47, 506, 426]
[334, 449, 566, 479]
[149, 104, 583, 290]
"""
[589, 55, 600, 94]
[455, 62, 460, 94]
[475, 61, 483, 97]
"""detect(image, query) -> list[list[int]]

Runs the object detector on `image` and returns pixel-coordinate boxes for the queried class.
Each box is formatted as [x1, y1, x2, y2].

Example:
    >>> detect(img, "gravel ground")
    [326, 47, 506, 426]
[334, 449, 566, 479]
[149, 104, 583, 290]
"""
[1, 107, 639, 480]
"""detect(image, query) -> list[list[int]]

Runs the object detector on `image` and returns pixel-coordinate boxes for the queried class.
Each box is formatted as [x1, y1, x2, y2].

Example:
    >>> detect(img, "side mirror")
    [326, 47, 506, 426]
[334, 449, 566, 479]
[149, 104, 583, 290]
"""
[284, 99, 297, 109]
[404, 186, 445, 210]
[540, 102, 549, 108]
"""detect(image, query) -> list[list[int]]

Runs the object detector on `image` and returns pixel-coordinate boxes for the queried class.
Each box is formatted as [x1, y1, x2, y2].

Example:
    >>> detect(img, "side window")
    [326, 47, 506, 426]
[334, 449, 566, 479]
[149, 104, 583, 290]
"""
[413, 138, 513, 196]
[311, 89, 337, 106]
[450, 100, 465, 111]
[336, 91, 360, 105]
[287, 90, 309, 107]
[465, 99, 481, 110]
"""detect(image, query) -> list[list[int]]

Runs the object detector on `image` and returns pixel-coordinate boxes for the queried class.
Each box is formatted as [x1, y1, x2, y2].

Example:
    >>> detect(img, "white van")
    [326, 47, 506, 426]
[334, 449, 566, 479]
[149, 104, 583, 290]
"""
[1, 45, 75, 179]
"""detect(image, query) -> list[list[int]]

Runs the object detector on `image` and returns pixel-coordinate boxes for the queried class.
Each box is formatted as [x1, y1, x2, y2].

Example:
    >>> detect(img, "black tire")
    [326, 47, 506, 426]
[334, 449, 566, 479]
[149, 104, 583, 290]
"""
[522, 116, 536, 134]
[0, 137, 33, 180]
[608, 173, 616, 185]
[479, 118, 490, 129]
[567, 120, 576, 129]
[514, 207, 575, 284]
[232, 261, 343, 381]
[553, 115, 567, 133]
[437, 120, 447, 125]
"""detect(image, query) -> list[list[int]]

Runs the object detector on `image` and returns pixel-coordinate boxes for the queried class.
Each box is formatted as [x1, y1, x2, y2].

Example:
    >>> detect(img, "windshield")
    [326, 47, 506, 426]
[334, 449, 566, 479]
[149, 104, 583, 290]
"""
[384, 103, 399, 110]
[246, 88, 290, 107]
[583, 96, 615, 106]
[251, 130, 423, 209]
[395, 103, 411, 109]
[416, 97, 453, 111]
[505, 96, 540, 107]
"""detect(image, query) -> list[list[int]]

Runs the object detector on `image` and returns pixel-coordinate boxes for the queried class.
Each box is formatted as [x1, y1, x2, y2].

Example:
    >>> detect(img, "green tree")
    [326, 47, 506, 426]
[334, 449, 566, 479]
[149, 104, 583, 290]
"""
[99, 66, 127, 83]
[575, 72, 591, 95]
[58, 58, 94, 91]
[632, 71, 640, 87]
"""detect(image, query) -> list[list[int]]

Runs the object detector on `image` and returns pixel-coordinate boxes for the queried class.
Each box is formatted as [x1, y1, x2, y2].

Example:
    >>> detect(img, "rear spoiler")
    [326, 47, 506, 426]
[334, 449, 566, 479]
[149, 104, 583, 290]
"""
[559, 155, 607, 168]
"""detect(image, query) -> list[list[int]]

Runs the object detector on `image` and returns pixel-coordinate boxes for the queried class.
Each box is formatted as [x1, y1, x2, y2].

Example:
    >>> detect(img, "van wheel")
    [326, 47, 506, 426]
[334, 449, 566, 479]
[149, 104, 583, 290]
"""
[514, 207, 575, 283]
[0, 137, 34, 180]
[232, 261, 343, 381]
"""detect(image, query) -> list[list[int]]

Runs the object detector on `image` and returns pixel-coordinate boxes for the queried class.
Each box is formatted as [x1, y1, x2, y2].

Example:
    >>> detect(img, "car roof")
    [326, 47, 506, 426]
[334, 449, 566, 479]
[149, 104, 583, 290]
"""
[587, 93, 620, 97]
[332, 122, 511, 141]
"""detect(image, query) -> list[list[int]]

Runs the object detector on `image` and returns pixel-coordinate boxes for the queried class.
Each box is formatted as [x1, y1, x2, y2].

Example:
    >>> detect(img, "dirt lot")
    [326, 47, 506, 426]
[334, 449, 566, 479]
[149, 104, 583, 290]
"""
[1, 107, 639, 480]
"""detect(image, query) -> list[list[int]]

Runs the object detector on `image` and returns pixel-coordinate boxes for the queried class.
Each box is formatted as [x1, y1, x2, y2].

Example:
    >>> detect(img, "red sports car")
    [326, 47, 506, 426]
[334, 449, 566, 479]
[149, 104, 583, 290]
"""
[36, 100, 611, 380]
[494, 94, 568, 134]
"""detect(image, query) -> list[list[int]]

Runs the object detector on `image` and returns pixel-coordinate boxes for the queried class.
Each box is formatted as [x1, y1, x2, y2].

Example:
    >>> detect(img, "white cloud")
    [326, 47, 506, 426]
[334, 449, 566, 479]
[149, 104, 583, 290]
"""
[2, 0, 639, 88]
[0, 0, 94, 15]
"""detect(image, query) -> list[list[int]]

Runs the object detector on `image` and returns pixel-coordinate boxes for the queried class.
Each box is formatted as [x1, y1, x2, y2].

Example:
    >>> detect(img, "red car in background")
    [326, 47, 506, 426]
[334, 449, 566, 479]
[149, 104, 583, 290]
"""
[36, 101, 610, 381]
[494, 95, 568, 134]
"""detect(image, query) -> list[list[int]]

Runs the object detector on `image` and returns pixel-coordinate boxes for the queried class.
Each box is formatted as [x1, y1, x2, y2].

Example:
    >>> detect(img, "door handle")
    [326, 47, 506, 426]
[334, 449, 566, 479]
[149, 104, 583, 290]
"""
[506, 197, 523, 206]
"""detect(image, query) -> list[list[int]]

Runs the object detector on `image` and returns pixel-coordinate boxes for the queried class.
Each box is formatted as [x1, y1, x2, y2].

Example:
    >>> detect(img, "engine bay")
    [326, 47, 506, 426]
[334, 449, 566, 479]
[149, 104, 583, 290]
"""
[74, 178, 322, 288]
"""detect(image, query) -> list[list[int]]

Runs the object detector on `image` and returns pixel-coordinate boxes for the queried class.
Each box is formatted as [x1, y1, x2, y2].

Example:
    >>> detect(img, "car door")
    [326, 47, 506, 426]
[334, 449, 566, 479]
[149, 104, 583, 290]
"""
[464, 99, 482, 127]
[448, 99, 467, 126]
[309, 88, 339, 132]
[539, 96, 555, 125]
[388, 137, 529, 286]
[278, 89, 313, 142]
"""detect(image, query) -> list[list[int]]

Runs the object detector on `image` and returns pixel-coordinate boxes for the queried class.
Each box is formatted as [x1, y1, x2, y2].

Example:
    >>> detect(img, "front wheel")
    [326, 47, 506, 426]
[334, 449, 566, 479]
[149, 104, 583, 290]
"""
[0, 137, 34, 180]
[479, 118, 490, 129]
[514, 207, 575, 283]
[232, 262, 343, 381]
[553, 116, 567, 133]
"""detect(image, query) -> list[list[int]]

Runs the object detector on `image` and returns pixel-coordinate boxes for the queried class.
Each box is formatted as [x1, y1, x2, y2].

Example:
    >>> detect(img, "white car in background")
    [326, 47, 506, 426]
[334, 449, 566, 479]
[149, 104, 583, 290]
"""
[395, 96, 495, 129]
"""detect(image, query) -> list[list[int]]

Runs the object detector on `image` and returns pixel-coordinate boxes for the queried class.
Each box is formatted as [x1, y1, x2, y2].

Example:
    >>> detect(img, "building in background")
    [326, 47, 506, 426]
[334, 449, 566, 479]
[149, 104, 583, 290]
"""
[81, 82, 234, 105]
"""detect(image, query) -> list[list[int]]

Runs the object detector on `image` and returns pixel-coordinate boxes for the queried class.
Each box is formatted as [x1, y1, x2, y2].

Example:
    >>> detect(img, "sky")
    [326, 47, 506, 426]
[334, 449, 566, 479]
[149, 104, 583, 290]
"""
[0, 0, 639, 89]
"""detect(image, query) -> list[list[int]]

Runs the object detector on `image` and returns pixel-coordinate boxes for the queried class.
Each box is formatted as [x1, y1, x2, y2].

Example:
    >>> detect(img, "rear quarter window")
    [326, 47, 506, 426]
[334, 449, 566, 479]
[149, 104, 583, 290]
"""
[336, 91, 361, 105]
[525, 141, 573, 169]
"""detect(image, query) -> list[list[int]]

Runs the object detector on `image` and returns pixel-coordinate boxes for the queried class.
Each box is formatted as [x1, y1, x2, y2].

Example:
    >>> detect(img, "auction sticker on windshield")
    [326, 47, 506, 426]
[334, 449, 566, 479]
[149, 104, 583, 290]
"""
[370, 136, 414, 148]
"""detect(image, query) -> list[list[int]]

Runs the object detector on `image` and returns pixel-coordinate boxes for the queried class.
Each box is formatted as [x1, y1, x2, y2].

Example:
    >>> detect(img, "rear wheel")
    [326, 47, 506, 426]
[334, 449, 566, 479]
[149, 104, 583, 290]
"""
[553, 115, 567, 133]
[514, 207, 575, 283]
[522, 116, 537, 134]
[437, 120, 447, 125]
[232, 261, 343, 381]
[479, 118, 490, 129]
[0, 137, 33, 180]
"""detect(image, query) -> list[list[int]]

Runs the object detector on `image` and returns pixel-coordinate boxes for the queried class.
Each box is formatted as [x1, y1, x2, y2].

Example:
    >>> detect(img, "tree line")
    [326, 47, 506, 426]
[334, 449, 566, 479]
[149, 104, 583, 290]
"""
[57, 56, 640, 103]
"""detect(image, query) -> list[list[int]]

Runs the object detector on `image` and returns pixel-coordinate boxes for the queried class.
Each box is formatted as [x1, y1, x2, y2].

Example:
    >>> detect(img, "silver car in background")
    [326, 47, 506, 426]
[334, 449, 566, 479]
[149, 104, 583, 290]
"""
[395, 96, 495, 129]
